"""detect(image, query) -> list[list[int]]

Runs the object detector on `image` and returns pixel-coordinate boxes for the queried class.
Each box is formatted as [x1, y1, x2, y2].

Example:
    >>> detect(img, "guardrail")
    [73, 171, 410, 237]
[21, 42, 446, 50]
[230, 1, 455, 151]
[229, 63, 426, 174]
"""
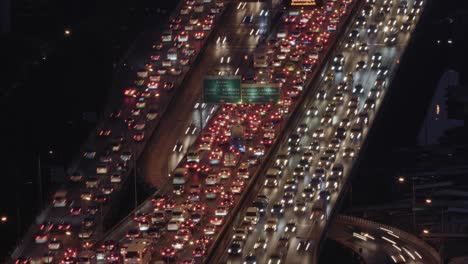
[334, 214, 442, 263]
[205, 2, 362, 263]
[315, 0, 434, 260]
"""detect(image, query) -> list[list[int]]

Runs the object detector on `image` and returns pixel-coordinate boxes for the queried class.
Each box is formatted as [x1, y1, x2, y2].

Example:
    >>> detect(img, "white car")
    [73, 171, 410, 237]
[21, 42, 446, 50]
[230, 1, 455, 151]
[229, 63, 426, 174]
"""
[205, 174, 219, 186]
[167, 220, 180, 231]
[48, 239, 62, 250]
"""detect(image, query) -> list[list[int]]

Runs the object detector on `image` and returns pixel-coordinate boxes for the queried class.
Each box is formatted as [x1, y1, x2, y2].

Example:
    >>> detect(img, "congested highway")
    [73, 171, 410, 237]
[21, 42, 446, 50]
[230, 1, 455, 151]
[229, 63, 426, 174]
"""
[11, 0, 427, 263]
[90, 0, 357, 263]
[12, 0, 228, 263]
[215, 0, 426, 263]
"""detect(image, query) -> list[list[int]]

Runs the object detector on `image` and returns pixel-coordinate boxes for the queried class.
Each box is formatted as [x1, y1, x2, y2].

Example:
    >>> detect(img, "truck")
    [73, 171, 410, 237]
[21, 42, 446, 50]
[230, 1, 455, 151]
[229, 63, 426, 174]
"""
[231, 125, 246, 153]
[231, 125, 244, 139]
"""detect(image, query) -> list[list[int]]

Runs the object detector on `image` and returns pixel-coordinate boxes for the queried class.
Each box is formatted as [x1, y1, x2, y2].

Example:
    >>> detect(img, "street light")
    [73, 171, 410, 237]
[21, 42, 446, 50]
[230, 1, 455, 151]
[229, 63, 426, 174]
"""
[422, 229, 430, 235]
[425, 198, 432, 205]
[0, 215, 7, 223]
[397, 176, 405, 183]
[64, 29, 72, 36]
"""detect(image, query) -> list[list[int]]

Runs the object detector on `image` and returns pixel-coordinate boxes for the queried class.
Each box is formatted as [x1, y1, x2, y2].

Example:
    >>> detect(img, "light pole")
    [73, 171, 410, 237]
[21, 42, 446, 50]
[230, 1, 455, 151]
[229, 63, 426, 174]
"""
[397, 175, 416, 232]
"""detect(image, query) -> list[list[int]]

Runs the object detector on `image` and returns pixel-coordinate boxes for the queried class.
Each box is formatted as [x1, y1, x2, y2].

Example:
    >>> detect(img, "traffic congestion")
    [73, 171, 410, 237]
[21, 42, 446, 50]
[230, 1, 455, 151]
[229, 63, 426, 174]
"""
[79, 0, 358, 263]
[12, 0, 426, 263]
[217, 0, 425, 263]
[13, 0, 227, 263]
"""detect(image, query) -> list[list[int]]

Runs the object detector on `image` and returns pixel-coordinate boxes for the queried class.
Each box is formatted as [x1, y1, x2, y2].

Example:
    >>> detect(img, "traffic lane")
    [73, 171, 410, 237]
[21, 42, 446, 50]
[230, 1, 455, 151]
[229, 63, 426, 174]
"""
[221, 110, 330, 264]
[163, 108, 282, 262]
[222, 31, 379, 264]
[221, 1, 422, 262]
[142, 1, 261, 187]
[297, 20, 419, 264]
[225, 84, 349, 263]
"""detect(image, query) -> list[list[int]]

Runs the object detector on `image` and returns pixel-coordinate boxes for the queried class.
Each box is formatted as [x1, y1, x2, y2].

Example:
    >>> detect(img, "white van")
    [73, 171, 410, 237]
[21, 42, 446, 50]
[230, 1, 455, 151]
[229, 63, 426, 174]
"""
[123, 243, 151, 264]
[53, 190, 67, 207]
[171, 207, 187, 222]
[244, 207, 260, 224]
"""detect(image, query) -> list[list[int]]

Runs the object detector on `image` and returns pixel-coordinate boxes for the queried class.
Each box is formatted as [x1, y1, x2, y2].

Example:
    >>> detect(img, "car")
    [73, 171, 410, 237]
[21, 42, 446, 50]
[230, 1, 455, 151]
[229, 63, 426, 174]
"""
[364, 98, 376, 110]
[384, 33, 398, 46]
[284, 221, 297, 233]
[268, 253, 283, 264]
[319, 190, 331, 201]
[78, 228, 94, 239]
[161, 247, 177, 261]
[264, 218, 278, 232]
[215, 205, 229, 217]
[35, 232, 48, 244]
[353, 84, 365, 94]
[355, 60, 367, 71]
[281, 192, 295, 206]
[312, 128, 325, 139]
[331, 54, 345, 72]
[284, 178, 298, 192]
[271, 202, 285, 216]
[47, 239, 62, 250]
[367, 24, 378, 35]
[254, 237, 268, 250]
[358, 42, 369, 53]
[167, 220, 180, 231]
[232, 228, 248, 241]
[243, 254, 257, 264]
[370, 52, 382, 69]
[278, 234, 290, 250]
[355, 15, 367, 27]
[294, 200, 307, 214]
[204, 224, 216, 236]
[228, 241, 243, 255]
[293, 166, 306, 178]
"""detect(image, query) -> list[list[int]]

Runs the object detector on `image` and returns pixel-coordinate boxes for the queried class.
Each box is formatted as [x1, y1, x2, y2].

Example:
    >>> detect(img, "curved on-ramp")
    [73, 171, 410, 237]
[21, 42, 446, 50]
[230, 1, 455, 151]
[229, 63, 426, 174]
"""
[328, 214, 441, 264]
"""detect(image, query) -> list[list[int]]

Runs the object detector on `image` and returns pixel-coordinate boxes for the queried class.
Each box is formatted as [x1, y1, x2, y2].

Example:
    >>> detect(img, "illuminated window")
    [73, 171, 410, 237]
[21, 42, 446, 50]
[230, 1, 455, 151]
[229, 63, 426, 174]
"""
[435, 104, 440, 120]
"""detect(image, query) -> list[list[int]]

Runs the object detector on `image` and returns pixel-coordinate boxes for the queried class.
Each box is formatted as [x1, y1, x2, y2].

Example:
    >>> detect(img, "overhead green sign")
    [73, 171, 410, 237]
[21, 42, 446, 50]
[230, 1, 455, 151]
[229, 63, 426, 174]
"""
[203, 76, 280, 104]
[241, 83, 280, 103]
[203, 76, 242, 103]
